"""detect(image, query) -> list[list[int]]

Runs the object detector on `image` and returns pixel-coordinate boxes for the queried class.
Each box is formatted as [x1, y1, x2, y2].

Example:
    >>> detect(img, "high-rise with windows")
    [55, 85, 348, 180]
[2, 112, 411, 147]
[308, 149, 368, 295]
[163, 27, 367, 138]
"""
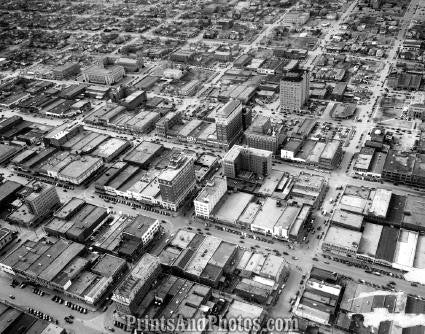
[216, 99, 243, 149]
[280, 69, 309, 112]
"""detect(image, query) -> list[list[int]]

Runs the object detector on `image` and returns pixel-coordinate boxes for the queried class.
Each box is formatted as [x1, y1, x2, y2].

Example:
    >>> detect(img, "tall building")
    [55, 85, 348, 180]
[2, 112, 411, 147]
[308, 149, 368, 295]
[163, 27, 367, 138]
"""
[223, 145, 272, 179]
[216, 99, 243, 149]
[242, 107, 252, 130]
[245, 115, 285, 154]
[158, 153, 196, 210]
[194, 176, 227, 218]
[25, 184, 60, 217]
[280, 69, 309, 112]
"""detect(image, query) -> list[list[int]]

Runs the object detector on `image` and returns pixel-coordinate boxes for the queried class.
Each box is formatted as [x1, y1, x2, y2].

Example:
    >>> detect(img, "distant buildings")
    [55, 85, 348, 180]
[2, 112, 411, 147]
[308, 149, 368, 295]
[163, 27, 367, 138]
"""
[387, 72, 422, 91]
[245, 115, 285, 154]
[280, 69, 309, 112]
[283, 10, 310, 26]
[216, 99, 243, 149]
[158, 153, 196, 211]
[409, 103, 425, 120]
[115, 57, 142, 72]
[81, 65, 125, 85]
[52, 62, 80, 80]
[223, 145, 272, 179]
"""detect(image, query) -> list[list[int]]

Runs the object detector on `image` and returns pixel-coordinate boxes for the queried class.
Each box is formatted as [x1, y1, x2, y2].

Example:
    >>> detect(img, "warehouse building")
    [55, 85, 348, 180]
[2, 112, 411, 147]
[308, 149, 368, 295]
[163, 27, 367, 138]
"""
[159, 230, 238, 288]
[123, 141, 163, 168]
[45, 201, 108, 242]
[92, 138, 130, 162]
[322, 225, 362, 256]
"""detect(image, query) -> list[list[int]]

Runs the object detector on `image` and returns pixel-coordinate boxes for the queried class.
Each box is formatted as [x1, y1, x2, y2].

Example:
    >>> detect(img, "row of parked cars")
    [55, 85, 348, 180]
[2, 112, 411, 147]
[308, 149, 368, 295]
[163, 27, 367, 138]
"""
[28, 307, 56, 323]
[52, 294, 88, 314]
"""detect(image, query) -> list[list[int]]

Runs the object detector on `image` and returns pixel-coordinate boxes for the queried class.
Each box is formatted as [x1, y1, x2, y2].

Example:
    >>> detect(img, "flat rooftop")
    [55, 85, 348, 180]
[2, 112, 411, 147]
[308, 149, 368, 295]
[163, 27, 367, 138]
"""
[195, 177, 226, 204]
[214, 192, 253, 223]
[393, 229, 418, 269]
[320, 140, 341, 161]
[367, 189, 392, 218]
[252, 198, 285, 231]
[216, 99, 241, 119]
[323, 226, 362, 252]
[331, 209, 363, 230]
[358, 223, 383, 257]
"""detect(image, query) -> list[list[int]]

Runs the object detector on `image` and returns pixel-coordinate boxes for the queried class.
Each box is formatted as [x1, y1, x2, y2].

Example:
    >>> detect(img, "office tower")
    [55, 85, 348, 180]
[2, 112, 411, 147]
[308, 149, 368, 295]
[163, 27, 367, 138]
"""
[158, 153, 196, 210]
[280, 69, 309, 112]
[216, 99, 243, 149]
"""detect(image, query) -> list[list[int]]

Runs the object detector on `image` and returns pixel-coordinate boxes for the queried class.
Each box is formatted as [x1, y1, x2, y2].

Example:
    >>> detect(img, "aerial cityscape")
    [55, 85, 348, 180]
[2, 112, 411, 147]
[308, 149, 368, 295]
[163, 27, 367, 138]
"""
[0, 0, 424, 333]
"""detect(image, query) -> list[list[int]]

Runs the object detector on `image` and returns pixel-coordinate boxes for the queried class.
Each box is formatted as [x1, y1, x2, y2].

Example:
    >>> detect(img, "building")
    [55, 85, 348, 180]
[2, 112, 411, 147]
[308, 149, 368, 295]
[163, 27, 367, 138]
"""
[0, 227, 15, 251]
[112, 253, 161, 315]
[156, 111, 182, 137]
[115, 57, 142, 72]
[293, 278, 342, 326]
[194, 177, 227, 218]
[409, 103, 425, 120]
[290, 172, 327, 208]
[283, 10, 310, 25]
[331, 103, 356, 119]
[120, 90, 146, 110]
[0, 301, 67, 334]
[158, 153, 196, 211]
[45, 200, 108, 243]
[25, 184, 60, 217]
[322, 225, 362, 256]
[43, 123, 83, 148]
[119, 215, 160, 259]
[245, 115, 285, 154]
[81, 65, 125, 85]
[382, 150, 425, 187]
[319, 140, 343, 170]
[216, 99, 243, 148]
[280, 69, 309, 112]
[52, 63, 80, 79]
[223, 145, 272, 179]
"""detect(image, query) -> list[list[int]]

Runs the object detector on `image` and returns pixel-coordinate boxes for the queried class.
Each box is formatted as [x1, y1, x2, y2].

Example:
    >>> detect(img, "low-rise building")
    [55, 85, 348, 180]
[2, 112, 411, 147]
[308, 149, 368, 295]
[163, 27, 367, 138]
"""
[322, 225, 362, 256]
[112, 253, 161, 315]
